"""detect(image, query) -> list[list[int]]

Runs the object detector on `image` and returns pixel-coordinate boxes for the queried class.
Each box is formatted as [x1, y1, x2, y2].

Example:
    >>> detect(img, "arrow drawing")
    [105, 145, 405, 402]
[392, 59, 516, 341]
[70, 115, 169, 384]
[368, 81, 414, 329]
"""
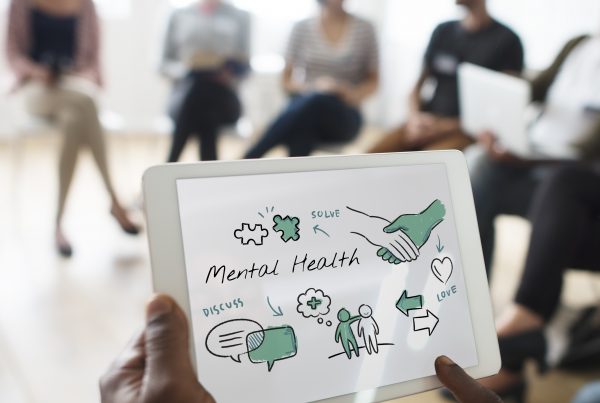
[267, 296, 283, 316]
[413, 310, 439, 336]
[313, 224, 330, 238]
[436, 235, 444, 253]
[395, 290, 423, 317]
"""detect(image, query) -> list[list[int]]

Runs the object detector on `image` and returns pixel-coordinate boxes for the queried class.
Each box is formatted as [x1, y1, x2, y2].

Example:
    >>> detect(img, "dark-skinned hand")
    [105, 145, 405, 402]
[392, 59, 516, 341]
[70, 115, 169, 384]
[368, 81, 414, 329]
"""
[99, 294, 215, 403]
[435, 355, 503, 403]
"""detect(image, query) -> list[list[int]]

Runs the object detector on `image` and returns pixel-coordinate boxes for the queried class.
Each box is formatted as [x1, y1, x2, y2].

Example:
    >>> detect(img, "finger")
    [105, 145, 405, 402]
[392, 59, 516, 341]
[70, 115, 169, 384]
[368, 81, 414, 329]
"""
[109, 328, 146, 371]
[382, 250, 395, 261]
[383, 224, 395, 234]
[435, 356, 502, 403]
[395, 229, 420, 259]
[145, 294, 195, 378]
[395, 239, 416, 261]
[388, 242, 410, 261]
[377, 247, 387, 257]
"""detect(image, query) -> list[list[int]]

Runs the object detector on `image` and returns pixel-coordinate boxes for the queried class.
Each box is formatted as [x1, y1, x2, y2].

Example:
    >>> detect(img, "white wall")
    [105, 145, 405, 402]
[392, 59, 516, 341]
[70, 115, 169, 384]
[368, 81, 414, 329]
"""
[1, 0, 600, 137]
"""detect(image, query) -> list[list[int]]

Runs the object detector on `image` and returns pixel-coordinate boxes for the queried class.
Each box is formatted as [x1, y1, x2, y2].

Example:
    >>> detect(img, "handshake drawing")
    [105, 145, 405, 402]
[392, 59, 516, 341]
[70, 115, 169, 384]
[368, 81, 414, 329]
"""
[347, 200, 446, 265]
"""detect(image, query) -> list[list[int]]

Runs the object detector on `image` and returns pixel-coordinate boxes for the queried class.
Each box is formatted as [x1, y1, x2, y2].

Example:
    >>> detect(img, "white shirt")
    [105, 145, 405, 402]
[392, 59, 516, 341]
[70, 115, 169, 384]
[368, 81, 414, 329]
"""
[530, 36, 600, 159]
[161, 3, 250, 80]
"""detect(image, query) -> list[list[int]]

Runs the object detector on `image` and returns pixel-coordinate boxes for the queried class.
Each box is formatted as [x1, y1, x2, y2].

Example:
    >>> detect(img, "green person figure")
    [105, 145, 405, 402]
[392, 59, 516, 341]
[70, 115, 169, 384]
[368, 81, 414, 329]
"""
[335, 308, 361, 359]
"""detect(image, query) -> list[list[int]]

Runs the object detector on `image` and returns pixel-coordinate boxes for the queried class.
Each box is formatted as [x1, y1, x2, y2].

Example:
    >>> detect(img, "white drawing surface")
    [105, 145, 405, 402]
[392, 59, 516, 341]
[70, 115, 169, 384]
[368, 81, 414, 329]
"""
[176, 164, 478, 403]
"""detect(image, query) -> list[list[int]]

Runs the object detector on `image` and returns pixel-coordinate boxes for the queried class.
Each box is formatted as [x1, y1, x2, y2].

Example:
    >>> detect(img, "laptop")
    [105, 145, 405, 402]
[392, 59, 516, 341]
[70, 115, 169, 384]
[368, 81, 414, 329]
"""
[458, 63, 537, 157]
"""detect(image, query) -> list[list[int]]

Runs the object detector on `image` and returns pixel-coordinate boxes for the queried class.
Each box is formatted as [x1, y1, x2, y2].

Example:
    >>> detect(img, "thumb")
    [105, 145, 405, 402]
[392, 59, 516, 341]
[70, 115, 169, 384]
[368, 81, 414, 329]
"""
[435, 356, 503, 403]
[144, 294, 195, 376]
[383, 215, 408, 234]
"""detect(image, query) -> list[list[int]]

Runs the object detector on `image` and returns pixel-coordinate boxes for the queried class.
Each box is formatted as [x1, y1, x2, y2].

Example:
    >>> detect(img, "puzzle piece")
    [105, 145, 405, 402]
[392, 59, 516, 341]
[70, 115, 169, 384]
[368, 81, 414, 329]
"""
[273, 215, 300, 242]
[234, 223, 269, 246]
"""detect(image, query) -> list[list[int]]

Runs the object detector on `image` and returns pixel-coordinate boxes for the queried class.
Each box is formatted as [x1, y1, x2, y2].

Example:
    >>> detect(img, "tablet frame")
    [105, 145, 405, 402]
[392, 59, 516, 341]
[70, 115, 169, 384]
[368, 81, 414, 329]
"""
[143, 151, 500, 402]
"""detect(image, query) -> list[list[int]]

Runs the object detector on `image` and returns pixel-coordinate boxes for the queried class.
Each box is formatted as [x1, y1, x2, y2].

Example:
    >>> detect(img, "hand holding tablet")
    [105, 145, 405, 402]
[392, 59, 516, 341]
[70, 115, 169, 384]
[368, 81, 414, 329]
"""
[142, 151, 499, 402]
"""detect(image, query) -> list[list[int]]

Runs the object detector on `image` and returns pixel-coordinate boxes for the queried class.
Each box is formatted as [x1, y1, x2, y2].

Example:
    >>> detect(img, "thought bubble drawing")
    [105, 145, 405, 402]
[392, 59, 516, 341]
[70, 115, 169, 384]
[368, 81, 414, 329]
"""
[205, 319, 263, 363]
[297, 288, 331, 318]
[246, 326, 297, 371]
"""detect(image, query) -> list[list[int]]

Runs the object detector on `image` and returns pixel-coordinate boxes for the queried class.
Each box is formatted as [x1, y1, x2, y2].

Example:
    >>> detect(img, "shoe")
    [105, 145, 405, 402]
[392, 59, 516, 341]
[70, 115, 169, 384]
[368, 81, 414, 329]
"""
[440, 380, 526, 402]
[55, 229, 73, 258]
[110, 205, 141, 235]
[499, 329, 548, 374]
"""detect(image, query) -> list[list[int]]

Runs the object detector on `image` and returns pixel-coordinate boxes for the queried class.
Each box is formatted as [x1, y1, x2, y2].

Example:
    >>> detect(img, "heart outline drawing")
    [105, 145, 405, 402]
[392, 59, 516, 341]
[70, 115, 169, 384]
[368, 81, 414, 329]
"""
[431, 257, 453, 284]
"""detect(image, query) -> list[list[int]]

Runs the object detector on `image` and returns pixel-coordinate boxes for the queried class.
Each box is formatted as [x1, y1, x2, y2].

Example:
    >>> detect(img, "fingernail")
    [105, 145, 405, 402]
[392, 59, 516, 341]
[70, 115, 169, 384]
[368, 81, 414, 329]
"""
[146, 295, 173, 322]
[437, 355, 454, 366]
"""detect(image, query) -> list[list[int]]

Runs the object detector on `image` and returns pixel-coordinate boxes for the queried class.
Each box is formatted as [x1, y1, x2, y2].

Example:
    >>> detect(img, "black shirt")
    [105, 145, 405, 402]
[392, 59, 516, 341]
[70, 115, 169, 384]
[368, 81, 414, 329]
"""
[30, 8, 77, 69]
[423, 20, 524, 117]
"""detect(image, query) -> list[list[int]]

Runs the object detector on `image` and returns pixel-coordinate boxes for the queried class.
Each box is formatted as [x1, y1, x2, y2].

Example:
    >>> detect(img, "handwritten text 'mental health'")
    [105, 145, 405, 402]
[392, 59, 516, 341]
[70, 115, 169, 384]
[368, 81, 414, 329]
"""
[205, 248, 360, 285]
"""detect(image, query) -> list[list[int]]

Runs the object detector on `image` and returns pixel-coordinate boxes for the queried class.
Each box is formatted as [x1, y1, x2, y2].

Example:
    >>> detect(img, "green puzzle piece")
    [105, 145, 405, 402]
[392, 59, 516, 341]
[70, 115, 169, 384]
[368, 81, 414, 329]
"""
[273, 215, 300, 242]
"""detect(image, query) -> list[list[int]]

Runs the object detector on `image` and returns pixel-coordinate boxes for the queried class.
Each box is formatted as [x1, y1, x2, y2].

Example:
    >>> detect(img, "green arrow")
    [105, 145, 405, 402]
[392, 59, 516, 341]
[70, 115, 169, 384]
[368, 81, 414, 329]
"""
[313, 224, 330, 238]
[267, 296, 283, 316]
[436, 235, 444, 253]
[396, 290, 423, 317]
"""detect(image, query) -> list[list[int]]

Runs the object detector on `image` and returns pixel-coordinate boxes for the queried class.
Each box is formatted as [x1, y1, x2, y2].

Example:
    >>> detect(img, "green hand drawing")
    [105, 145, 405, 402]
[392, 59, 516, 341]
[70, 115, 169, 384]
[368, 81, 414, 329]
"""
[348, 200, 446, 265]
[334, 308, 361, 359]
[384, 200, 446, 248]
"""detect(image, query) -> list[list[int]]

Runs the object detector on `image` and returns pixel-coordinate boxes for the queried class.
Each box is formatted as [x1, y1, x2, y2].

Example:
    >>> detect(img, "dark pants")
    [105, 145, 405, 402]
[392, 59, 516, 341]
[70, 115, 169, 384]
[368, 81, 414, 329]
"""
[514, 166, 600, 320]
[244, 93, 362, 158]
[168, 72, 241, 162]
[470, 150, 559, 271]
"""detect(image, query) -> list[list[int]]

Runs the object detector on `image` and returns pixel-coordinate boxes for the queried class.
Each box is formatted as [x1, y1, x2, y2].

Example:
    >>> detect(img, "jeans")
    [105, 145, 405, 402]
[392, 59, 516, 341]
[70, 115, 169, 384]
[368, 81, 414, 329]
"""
[468, 148, 561, 272]
[244, 93, 362, 158]
[168, 72, 241, 162]
[514, 166, 600, 320]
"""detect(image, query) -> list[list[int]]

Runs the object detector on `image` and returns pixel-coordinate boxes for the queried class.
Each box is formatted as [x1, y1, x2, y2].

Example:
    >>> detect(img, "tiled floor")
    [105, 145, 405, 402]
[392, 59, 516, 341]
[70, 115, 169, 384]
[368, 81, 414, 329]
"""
[0, 132, 598, 403]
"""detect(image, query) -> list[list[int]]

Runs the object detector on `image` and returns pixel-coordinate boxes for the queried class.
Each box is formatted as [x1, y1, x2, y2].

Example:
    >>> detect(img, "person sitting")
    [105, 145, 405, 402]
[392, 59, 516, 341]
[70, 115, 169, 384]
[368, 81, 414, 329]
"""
[100, 294, 502, 403]
[369, 0, 523, 154]
[470, 34, 600, 271]
[462, 165, 600, 402]
[6, 0, 139, 257]
[243, 0, 379, 159]
[161, 0, 250, 162]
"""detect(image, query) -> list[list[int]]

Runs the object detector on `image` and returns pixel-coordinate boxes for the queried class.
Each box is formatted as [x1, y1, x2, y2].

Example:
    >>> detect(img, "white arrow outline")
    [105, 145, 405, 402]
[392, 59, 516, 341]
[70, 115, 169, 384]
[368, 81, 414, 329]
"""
[412, 310, 439, 336]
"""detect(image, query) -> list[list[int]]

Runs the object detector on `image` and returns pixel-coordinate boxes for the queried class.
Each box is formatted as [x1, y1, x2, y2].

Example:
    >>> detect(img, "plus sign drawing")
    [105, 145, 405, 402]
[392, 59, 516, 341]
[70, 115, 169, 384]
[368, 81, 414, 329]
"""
[307, 297, 322, 310]
[297, 288, 331, 318]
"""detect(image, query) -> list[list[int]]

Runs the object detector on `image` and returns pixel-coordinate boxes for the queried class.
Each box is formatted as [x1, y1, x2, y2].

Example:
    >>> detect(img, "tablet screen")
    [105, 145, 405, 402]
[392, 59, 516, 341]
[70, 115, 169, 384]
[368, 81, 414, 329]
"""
[176, 164, 478, 403]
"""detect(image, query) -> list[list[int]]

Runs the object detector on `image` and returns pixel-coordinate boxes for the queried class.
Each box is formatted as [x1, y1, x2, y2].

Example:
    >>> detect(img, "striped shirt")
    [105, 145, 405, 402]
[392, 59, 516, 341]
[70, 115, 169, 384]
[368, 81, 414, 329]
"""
[286, 15, 379, 86]
[6, 0, 102, 89]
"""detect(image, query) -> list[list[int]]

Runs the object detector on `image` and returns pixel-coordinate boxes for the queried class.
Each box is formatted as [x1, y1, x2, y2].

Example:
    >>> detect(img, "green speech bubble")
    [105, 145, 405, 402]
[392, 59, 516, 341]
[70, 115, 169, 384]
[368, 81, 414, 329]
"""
[246, 326, 297, 371]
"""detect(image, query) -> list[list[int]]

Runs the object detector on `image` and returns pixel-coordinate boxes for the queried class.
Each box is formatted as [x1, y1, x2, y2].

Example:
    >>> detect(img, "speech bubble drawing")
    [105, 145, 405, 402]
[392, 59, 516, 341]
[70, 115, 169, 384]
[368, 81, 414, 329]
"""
[246, 326, 297, 371]
[205, 319, 263, 363]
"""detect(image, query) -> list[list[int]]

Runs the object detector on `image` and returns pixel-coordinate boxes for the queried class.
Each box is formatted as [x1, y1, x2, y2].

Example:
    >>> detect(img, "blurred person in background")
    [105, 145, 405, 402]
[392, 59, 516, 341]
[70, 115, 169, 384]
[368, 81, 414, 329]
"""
[439, 165, 600, 402]
[6, 0, 139, 258]
[369, 0, 523, 154]
[161, 0, 250, 162]
[471, 34, 600, 272]
[243, 0, 379, 159]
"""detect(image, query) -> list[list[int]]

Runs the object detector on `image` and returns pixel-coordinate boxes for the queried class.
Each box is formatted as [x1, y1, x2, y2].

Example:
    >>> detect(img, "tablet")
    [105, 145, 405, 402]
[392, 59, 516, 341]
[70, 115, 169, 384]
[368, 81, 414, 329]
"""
[143, 151, 499, 403]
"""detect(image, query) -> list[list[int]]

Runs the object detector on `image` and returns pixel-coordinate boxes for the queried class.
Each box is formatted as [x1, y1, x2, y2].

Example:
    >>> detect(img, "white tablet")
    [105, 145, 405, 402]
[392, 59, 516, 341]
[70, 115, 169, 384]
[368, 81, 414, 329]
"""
[143, 151, 499, 403]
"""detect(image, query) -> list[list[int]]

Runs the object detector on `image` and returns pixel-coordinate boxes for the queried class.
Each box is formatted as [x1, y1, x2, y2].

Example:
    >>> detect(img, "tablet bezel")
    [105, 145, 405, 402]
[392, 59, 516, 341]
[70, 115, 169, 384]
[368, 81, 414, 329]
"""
[142, 151, 500, 402]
